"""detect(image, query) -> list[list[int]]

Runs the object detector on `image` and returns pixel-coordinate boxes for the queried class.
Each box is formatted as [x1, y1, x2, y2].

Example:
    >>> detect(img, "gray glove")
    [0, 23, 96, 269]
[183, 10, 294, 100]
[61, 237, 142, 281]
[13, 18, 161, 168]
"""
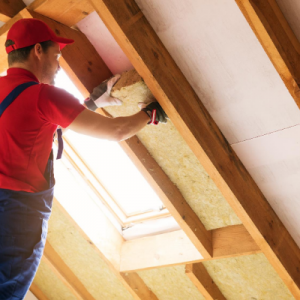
[140, 100, 168, 125]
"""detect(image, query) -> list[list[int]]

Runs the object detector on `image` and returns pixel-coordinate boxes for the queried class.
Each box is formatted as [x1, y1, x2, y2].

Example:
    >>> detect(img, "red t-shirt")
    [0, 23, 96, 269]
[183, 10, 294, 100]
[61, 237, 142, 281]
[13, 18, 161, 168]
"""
[0, 68, 85, 192]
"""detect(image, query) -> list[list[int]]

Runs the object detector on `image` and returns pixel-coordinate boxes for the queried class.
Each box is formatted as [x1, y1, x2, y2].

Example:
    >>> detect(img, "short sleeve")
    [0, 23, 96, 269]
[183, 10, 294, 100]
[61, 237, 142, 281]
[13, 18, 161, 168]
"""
[37, 84, 85, 127]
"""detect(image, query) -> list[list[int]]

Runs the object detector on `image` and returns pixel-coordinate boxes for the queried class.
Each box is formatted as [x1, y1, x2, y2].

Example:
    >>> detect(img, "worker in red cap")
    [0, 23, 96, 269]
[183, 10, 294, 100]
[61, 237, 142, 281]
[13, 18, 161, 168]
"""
[0, 18, 167, 300]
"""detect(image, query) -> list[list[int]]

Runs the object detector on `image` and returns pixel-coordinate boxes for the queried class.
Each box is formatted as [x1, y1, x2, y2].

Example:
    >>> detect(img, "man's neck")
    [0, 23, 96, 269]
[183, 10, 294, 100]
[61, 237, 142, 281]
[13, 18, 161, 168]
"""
[9, 63, 40, 81]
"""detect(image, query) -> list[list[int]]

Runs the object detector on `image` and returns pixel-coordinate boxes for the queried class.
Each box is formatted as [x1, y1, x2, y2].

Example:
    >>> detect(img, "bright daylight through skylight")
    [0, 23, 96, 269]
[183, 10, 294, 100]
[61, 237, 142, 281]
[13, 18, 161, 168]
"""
[54, 69, 165, 219]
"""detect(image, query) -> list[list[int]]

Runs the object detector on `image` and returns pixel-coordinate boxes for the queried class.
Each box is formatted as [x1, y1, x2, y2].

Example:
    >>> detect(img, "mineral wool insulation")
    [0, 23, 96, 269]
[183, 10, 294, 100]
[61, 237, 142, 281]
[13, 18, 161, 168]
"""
[109, 69, 240, 230]
[137, 255, 294, 300]
[33, 201, 135, 300]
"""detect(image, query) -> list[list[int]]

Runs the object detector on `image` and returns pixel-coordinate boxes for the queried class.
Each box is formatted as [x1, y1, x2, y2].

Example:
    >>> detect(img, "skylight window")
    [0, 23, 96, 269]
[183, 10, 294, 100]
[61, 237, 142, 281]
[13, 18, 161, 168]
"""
[54, 69, 168, 225]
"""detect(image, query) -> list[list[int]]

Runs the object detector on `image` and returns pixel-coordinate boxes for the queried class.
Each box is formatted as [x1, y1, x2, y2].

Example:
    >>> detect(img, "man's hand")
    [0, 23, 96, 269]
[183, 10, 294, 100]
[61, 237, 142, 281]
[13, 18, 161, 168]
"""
[85, 74, 122, 110]
[139, 97, 168, 125]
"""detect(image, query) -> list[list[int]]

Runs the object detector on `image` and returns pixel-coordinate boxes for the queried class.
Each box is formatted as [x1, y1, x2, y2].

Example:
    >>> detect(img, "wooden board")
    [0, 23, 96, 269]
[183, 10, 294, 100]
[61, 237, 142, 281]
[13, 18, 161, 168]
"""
[185, 263, 226, 300]
[121, 226, 260, 272]
[232, 125, 300, 249]
[0, 0, 25, 21]
[28, 0, 94, 26]
[235, 0, 300, 109]
[88, 0, 300, 297]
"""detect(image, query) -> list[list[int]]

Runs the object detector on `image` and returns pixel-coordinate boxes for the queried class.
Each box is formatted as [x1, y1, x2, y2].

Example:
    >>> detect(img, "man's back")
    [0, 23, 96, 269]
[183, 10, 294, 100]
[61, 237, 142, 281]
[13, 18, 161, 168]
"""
[0, 68, 84, 193]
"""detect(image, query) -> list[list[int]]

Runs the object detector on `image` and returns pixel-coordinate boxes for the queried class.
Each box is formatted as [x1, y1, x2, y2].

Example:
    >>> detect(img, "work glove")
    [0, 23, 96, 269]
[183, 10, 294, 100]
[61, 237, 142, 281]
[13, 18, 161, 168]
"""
[85, 74, 122, 111]
[139, 97, 168, 125]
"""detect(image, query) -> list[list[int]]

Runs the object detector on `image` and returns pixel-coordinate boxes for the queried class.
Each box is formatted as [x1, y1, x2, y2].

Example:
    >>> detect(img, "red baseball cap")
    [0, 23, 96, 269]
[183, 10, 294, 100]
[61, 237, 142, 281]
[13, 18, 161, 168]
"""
[6, 18, 74, 54]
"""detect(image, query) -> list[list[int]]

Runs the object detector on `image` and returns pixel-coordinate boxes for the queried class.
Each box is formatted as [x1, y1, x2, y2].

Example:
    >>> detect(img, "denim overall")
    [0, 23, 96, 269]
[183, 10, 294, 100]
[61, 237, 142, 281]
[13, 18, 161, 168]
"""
[0, 82, 55, 300]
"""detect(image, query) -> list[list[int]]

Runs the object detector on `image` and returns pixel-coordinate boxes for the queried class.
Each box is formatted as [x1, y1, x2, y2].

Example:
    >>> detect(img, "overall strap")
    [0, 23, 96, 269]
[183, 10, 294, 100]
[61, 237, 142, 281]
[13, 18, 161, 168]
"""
[0, 81, 39, 117]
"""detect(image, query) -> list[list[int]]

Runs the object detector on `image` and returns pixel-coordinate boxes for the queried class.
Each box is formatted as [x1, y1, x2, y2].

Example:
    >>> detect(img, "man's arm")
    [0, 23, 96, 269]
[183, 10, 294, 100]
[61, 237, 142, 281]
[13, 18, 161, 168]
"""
[68, 108, 149, 142]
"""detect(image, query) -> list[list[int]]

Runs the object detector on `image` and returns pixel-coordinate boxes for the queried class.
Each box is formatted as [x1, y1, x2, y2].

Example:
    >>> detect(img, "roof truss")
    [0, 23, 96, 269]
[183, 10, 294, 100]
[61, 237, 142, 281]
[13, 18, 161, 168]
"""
[1, 1, 300, 298]
[87, 0, 300, 298]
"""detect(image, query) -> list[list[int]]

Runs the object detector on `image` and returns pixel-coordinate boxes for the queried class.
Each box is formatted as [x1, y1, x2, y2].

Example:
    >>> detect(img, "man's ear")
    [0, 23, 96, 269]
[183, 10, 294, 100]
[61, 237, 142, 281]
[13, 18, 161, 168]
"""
[33, 43, 43, 60]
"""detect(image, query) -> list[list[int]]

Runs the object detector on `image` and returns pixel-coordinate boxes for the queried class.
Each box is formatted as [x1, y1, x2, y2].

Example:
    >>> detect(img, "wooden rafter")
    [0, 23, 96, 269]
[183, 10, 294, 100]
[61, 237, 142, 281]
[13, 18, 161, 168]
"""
[87, 0, 300, 297]
[30, 283, 49, 300]
[0, 0, 25, 22]
[27, 0, 94, 26]
[235, 0, 300, 109]
[120, 225, 260, 273]
[185, 263, 226, 300]
[42, 243, 96, 300]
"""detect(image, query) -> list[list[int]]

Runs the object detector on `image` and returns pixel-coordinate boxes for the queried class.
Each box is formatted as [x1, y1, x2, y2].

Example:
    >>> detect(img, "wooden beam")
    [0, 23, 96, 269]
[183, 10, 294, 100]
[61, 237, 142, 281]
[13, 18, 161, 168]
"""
[235, 0, 300, 108]
[121, 273, 159, 300]
[185, 263, 226, 300]
[0, 12, 24, 73]
[27, 0, 94, 27]
[212, 224, 260, 258]
[121, 230, 202, 272]
[0, 0, 25, 22]
[88, 0, 300, 297]
[43, 242, 96, 300]
[120, 225, 260, 272]
[30, 283, 49, 300]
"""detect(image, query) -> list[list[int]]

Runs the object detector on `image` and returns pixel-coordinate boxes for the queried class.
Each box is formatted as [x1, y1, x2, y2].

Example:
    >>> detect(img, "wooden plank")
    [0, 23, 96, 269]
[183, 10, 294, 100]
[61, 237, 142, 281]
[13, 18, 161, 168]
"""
[235, 0, 300, 109]
[121, 230, 203, 272]
[88, 0, 300, 297]
[212, 224, 260, 258]
[0, 11, 24, 73]
[185, 263, 226, 300]
[0, 0, 25, 21]
[43, 242, 96, 300]
[121, 273, 159, 300]
[30, 283, 49, 300]
[120, 225, 260, 272]
[28, 0, 94, 27]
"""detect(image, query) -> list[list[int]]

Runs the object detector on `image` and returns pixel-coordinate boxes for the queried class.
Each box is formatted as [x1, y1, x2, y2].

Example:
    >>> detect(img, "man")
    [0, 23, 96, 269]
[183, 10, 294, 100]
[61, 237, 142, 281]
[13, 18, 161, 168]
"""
[0, 18, 167, 300]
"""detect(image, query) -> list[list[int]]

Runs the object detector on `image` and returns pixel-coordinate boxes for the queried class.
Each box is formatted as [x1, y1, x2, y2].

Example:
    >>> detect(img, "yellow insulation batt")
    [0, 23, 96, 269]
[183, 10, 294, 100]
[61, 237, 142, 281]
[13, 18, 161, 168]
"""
[203, 254, 295, 300]
[138, 265, 205, 300]
[36, 201, 135, 300]
[108, 70, 241, 230]
[33, 260, 77, 300]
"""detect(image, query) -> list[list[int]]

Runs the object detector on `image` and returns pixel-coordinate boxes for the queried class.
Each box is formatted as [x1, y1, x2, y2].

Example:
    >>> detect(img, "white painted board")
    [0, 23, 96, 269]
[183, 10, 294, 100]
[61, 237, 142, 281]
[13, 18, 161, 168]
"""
[232, 125, 300, 248]
[133, 0, 300, 144]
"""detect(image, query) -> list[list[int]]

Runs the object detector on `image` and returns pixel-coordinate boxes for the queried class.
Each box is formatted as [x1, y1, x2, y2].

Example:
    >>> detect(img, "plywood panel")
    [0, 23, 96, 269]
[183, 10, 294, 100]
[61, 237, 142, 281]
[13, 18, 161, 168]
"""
[134, 0, 300, 144]
[232, 124, 300, 248]
[203, 254, 294, 300]
[138, 265, 206, 300]
[109, 71, 240, 230]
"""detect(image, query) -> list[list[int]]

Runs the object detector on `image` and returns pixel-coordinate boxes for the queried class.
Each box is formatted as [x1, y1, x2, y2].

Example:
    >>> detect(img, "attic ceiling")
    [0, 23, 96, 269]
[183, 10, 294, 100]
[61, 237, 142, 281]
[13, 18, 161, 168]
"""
[1, 0, 300, 299]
